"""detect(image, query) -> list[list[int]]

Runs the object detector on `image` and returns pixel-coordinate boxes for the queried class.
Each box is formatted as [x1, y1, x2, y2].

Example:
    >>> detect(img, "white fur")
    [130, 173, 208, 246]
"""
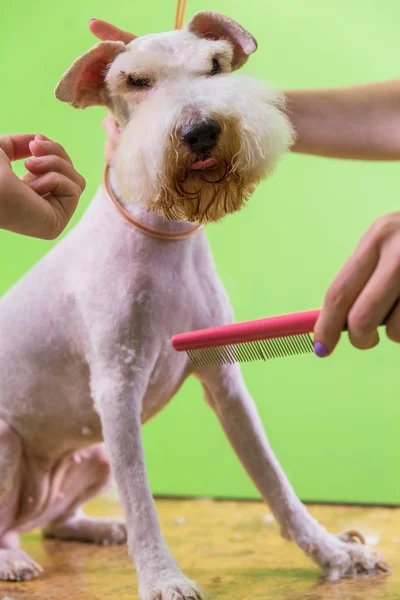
[103, 29, 293, 218]
[113, 72, 291, 209]
[111, 31, 234, 78]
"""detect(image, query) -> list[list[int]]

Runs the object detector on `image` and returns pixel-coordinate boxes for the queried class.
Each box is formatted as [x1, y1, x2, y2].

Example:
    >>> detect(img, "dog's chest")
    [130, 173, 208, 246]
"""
[118, 246, 229, 422]
[140, 341, 191, 423]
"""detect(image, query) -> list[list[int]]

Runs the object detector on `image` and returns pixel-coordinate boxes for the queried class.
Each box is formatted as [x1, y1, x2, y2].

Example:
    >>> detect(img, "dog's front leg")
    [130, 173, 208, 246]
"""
[197, 363, 389, 581]
[92, 368, 201, 600]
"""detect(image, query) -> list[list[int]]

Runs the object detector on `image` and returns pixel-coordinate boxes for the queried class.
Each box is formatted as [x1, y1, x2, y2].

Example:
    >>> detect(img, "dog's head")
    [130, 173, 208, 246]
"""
[56, 11, 293, 223]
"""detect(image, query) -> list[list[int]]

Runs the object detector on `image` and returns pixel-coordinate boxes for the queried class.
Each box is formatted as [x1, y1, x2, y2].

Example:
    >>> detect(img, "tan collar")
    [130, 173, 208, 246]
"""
[103, 163, 205, 241]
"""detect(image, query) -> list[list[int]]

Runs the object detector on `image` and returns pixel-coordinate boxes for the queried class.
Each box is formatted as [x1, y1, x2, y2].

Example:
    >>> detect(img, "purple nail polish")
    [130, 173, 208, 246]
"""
[314, 342, 329, 358]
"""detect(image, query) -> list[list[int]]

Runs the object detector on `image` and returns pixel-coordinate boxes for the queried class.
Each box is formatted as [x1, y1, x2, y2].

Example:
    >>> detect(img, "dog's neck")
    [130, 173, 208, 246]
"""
[107, 165, 199, 235]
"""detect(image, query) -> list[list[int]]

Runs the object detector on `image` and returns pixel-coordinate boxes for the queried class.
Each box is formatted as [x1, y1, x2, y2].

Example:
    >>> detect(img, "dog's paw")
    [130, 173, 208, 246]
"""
[310, 530, 390, 581]
[43, 515, 127, 546]
[140, 575, 202, 600]
[0, 549, 43, 581]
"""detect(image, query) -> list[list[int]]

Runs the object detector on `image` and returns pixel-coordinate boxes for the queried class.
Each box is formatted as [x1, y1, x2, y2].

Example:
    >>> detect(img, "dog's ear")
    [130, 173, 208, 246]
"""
[55, 41, 125, 109]
[186, 11, 257, 70]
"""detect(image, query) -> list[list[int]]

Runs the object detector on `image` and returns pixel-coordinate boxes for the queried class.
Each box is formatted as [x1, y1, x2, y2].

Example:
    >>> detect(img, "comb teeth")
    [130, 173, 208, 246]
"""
[187, 333, 314, 368]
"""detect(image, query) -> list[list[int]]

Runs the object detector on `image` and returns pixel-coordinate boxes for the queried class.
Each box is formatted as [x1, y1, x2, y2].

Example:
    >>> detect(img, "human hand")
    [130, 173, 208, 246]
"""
[314, 212, 400, 356]
[88, 19, 136, 162]
[0, 134, 85, 239]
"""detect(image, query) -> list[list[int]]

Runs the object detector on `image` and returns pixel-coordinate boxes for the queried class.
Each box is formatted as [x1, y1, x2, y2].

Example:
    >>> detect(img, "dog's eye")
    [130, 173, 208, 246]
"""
[127, 75, 151, 88]
[209, 58, 221, 76]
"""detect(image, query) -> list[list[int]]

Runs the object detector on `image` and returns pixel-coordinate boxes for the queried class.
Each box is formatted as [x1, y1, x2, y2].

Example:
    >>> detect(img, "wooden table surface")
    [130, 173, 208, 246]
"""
[0, 493, 399, 600]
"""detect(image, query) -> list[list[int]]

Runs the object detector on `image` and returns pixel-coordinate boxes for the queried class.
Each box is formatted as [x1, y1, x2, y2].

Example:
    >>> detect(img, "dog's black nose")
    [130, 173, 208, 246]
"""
[181, 119, 222, 153]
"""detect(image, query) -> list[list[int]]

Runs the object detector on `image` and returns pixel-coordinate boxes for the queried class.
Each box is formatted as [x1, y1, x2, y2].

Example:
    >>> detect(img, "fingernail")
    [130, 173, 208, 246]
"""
[89, 18, 96, 23]
[314, 342, 329, 358]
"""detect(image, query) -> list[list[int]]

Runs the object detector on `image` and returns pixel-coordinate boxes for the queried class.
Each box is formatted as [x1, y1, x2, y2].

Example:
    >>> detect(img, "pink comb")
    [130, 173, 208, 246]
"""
[171, 301, 398, 367]
[171, 309, 319, 367]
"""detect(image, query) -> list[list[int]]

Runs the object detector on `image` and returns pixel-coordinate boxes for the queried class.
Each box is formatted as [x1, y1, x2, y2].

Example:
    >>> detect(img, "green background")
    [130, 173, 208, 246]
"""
[1, 0, 399, 505]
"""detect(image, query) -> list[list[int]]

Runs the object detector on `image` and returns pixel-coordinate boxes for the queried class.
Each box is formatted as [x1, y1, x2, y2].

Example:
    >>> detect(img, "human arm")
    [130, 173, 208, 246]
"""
[285, 81, 400, 160]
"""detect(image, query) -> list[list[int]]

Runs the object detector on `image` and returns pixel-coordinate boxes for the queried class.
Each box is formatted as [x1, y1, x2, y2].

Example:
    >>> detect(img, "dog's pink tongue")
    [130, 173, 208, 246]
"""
[190, 158, 218, 171]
